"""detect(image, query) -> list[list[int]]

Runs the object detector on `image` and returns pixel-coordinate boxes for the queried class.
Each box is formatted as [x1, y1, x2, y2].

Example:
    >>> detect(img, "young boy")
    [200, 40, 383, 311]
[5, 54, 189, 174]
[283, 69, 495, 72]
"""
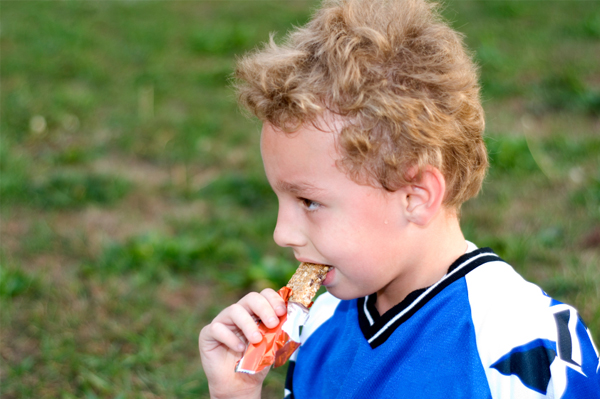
[199, 0, 600, 397]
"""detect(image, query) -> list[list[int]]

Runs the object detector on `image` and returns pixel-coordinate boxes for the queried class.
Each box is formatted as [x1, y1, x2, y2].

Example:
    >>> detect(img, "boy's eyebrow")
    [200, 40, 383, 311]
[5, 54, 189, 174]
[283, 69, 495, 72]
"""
[275, 181, 324, 196]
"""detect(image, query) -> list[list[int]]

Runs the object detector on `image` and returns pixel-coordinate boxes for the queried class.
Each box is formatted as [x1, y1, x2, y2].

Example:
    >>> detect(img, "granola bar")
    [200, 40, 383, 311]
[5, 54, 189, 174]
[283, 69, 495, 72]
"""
[286, 262, 331, 308]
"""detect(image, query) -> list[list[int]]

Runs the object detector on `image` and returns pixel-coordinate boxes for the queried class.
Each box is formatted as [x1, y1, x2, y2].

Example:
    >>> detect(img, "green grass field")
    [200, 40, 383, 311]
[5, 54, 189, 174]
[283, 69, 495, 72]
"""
[1, 0, 599, 397]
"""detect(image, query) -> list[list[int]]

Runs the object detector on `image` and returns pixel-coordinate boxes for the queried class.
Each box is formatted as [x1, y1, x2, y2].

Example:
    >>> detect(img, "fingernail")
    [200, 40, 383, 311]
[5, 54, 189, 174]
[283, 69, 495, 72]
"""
[267, 317, 279, 326]
[276, 305, 286, 314]
[236, 343, 246, 352]
[251, 331, 263, 342]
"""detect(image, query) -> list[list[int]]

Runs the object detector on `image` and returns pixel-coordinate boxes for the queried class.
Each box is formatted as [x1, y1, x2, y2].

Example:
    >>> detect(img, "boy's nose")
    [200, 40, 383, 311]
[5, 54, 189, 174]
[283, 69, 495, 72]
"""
[273, 207, 306, 248]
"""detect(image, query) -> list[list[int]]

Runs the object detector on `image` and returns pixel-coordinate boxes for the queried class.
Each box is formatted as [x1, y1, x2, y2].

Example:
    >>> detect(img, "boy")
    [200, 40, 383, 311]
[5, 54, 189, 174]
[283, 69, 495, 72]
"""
[199, 0, 600, 397]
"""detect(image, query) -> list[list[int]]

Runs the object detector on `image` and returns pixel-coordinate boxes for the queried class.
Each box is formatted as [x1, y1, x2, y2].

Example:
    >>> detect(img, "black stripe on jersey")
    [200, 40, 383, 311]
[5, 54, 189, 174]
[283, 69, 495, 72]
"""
[284, 360, 296, 399]
[358, 247, 503, 349]
[358, 296, 372, 333]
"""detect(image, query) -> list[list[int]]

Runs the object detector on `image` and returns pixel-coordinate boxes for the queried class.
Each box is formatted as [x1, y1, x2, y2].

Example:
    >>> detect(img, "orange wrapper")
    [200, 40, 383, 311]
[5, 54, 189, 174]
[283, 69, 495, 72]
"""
[235, 286, 310, 374]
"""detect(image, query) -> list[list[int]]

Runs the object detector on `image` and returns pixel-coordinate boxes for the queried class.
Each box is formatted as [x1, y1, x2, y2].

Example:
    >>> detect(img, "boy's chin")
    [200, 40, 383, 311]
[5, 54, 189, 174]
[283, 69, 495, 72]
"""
[321, 269, 371, 300]
[324, 285, 363, 301]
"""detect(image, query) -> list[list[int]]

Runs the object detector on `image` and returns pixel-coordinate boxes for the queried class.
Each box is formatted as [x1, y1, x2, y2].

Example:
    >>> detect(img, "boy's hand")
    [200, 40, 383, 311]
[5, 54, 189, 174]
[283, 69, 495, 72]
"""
[199, 288, 288, 399]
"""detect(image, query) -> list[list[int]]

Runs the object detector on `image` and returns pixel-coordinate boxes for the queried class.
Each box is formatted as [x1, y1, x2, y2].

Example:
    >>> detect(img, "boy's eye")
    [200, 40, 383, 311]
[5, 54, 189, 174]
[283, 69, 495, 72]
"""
[300, 198, 320, 211]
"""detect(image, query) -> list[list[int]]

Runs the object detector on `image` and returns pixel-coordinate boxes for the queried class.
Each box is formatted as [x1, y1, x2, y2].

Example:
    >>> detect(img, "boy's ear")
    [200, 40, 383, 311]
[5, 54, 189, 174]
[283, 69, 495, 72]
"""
[403, 166, 446, 226]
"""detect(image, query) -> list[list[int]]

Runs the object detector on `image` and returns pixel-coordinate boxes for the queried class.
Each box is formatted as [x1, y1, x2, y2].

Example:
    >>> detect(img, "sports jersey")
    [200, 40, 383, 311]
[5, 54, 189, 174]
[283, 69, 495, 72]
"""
[283, 245, 600, 398]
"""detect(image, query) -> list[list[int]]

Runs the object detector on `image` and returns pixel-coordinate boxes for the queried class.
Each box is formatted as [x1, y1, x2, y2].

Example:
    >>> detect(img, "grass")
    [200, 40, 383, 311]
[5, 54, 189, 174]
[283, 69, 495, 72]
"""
[1, 0, 599, 398]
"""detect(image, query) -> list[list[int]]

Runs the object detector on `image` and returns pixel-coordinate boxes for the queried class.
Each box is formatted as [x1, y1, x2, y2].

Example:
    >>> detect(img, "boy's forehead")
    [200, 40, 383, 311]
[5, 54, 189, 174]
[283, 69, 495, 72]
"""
[260, 120, 341, 159]
[260, 119, 392, 196]
[260, 119, 347, 185]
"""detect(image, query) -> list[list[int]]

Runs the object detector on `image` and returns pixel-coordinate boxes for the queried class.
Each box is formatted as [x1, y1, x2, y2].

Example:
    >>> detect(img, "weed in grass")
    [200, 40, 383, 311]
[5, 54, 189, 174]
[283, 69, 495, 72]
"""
[476, 42, 521, 99]
[480, 0, 527, 19]
[485, 135, 540, 177]
[0, 263, 40, 299]
[190, 24, 258, 56]
[52, 146, 93, 166]
[582, 13, 600, 39]
[89, 233, 206, 277]
[571, 175, 600, 216]
[198, 172, 276, 210]
[18, 220, 58, 256]
[534, 71, 600, 115]
[0, 139, 32, 205]
[1, 88, 34, 142]
[197, 68, 231, 89]
[540, 136, 600, 168]
[1, 144, 128, 211]
[567, 11, 600, 40]
[29, 171, 131, 210]
[10, 356, 36, 378]
[89, 214, 289, 290]
[89, 228, 251, 280]
[164, 119, 221, 164]
[536, 226, 565, 249]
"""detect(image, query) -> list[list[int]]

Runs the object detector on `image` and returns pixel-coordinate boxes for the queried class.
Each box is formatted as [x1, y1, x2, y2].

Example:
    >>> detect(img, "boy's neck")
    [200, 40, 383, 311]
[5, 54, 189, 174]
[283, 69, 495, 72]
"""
[375, 209, 467, 315]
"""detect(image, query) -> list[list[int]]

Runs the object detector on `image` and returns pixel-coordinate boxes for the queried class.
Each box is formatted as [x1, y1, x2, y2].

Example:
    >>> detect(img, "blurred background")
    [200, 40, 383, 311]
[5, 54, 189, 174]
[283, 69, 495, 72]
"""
[1, 0, 599, 397]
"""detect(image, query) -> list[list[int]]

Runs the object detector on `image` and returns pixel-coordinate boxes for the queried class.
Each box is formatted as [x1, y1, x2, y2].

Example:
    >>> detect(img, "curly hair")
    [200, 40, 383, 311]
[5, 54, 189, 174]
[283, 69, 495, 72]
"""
[235, 0, 487, 209]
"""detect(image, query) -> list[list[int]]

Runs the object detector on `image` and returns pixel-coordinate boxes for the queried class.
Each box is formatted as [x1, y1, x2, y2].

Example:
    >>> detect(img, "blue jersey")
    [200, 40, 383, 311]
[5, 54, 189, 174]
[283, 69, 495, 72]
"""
[284, 246, 600, 398]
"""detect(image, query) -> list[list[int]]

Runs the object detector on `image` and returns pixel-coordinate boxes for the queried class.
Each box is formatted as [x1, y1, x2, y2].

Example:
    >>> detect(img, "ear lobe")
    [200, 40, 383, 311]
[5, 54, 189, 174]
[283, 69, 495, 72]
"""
[405, 167, 446, 226]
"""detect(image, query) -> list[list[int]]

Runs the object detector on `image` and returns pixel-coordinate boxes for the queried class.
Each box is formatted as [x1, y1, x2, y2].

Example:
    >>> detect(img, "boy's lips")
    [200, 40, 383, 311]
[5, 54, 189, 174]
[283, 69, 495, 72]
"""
[322, 266, 334, 287]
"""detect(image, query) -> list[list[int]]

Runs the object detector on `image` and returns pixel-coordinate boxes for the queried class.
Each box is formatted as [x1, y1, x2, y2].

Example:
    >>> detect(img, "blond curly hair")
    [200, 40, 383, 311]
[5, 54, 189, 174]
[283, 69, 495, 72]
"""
[235, 0, 487, 209]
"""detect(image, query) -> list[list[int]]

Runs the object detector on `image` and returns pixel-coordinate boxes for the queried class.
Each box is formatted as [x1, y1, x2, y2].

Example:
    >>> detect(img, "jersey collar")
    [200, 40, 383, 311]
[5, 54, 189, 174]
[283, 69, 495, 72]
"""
[357, 247, 502, 349]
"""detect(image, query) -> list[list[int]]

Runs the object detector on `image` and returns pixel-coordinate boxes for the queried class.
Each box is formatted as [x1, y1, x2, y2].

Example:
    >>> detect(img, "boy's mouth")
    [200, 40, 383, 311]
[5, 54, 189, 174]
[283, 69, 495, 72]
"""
[322, 266, 335, 287]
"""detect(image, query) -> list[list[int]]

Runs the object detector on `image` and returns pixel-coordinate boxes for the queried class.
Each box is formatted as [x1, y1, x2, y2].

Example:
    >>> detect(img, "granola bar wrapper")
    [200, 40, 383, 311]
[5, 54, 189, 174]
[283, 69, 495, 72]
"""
[235, 286, 310, 374]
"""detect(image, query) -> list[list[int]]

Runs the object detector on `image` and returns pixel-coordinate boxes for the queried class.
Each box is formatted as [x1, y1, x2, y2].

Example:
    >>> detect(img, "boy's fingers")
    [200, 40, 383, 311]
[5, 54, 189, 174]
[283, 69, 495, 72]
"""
[237, 292, 283, 329]
[227, 303, 266, 343]
[259, 288, 288, 317]
[206, 322, 247, 353]
[205, 289, 286, 351]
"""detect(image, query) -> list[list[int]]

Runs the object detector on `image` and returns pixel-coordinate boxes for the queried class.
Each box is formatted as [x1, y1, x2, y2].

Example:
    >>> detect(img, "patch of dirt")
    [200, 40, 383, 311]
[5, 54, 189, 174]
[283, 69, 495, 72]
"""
[0, 330, 38, 367]
[582, 227, 600, 249]
[52, 193, 208, 258]
[91, 155, 171, 189]
[91, 154, 220, 192]
[158, 283, 214, 312]
[30, 253, 76, 279]
[0, 215, 30, 255]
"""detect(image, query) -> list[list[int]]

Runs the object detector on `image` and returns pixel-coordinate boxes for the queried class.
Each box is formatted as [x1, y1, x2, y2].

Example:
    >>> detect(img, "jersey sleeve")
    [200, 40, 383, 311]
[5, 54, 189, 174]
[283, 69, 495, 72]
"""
[466, 261, 600, 398]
